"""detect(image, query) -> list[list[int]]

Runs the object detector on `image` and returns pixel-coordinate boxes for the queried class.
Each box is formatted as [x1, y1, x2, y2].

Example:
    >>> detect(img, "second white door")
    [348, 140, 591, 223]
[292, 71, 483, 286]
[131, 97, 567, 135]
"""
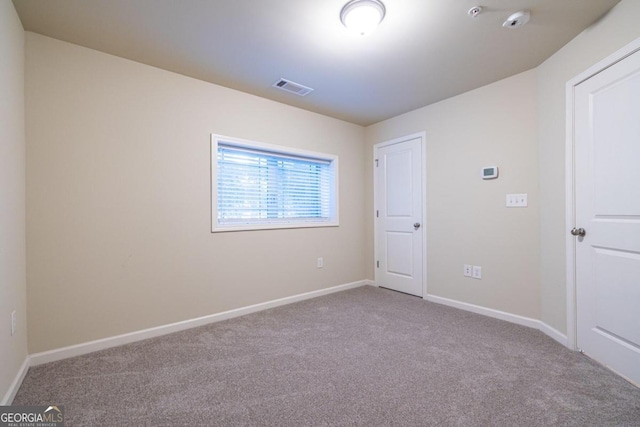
[574, 46, 640, 385]
[375, 136, 424, 297]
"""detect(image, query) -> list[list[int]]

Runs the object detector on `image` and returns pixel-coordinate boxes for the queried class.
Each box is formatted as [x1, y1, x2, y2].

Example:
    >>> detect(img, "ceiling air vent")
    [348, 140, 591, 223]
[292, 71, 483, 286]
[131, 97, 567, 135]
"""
[272, 78, 314, 96]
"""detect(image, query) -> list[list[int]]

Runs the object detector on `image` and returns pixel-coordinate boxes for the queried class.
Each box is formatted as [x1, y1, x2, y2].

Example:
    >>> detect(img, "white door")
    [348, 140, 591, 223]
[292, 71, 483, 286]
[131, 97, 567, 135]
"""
[375, 136, 424, 297]
[574, 48, 640, 385]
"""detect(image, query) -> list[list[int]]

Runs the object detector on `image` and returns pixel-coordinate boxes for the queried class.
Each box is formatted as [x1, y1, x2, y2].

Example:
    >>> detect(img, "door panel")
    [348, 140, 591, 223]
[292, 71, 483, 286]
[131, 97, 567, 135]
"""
[593, 248, 640, 345]
[375, 136, 423, 297]
[592, 71, 640, 215]
[386, 231, 413, 277]
[574, 48, 640, 385]
[386, 150, 413, 217]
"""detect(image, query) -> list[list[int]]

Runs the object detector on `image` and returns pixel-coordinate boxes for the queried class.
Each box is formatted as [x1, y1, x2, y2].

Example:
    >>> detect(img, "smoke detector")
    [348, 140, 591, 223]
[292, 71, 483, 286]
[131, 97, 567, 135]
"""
[468, 6, 482, 18]
[272, 78, 314, 96]
[503, 10, 530, 29]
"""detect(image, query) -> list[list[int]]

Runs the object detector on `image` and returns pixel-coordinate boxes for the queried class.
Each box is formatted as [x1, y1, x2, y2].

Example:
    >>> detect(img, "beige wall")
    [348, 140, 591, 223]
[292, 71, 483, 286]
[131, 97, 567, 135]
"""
[365, 70, 540, 319]
[25, 33, 366, 353]
[364, 0, 640, 330]
[19, 0, 640, 357]
[0, 1, 27, 402]
[537, 0, 640, 334]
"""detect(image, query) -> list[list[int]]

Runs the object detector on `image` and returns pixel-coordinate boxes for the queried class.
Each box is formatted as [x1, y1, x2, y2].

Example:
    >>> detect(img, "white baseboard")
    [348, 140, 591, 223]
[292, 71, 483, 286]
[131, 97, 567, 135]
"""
[1, 356, 30, 405]
[30, 280, 369, 366]
[18, 281, 569, 399]
[537, 321, 568, 347]
[425, 294, 568, 346]
[425, 294, 540, 329]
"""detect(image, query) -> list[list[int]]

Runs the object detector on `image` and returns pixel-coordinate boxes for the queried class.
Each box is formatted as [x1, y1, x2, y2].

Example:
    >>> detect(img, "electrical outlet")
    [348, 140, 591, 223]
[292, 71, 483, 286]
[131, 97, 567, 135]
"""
[464, 264, 472, 277]
[472, 266, 482, 279]
[317, 257, 324, 268]
[11, 310, 16, 336]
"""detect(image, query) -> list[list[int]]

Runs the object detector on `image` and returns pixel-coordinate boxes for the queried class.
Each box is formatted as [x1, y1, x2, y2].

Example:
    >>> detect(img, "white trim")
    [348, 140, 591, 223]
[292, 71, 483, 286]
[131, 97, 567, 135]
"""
[426, 294, 539, 329]
[363, 279, 375, 287]
[373, 132, 428, 298]
[565, 77, 577, 350]
[538, 321, 569, 347]
[426, 294, 568, 346]
[565, 36, 640, 352]
[1, 356, 30, 405]
[30, 280, 369, 366]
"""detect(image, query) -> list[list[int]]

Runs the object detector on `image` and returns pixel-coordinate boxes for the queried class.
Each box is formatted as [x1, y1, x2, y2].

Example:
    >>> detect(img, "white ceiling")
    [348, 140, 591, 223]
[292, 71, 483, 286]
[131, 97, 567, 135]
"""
[13, 0, 619, 126]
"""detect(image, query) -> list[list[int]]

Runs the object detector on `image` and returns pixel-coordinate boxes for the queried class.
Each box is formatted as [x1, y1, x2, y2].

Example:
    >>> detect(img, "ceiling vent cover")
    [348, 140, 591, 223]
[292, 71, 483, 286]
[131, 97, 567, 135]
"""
[272, 78, 314, 96]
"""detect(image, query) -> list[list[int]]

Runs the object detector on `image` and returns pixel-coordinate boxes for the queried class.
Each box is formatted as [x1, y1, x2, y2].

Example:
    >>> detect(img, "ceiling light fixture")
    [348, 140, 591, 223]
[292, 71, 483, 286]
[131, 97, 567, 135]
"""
[340, 0, 386, 36]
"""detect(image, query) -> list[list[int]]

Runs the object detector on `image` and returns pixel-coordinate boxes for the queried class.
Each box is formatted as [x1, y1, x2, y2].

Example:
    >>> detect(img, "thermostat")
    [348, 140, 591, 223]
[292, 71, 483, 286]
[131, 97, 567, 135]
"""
[481, 166, 498, 179]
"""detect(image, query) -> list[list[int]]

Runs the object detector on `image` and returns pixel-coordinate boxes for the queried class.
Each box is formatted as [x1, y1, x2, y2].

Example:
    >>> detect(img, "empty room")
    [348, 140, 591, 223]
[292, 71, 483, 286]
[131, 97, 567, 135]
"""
[1, 0, 639, 425]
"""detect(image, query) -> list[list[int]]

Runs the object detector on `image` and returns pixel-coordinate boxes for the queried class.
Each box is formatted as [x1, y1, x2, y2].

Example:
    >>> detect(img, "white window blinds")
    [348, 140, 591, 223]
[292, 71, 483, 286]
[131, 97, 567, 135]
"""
[216, 142, 337, 228]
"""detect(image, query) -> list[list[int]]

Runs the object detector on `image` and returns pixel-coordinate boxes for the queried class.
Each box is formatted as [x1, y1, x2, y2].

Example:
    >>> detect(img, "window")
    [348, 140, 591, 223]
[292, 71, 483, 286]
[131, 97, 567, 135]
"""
[211, 135, 338, 232]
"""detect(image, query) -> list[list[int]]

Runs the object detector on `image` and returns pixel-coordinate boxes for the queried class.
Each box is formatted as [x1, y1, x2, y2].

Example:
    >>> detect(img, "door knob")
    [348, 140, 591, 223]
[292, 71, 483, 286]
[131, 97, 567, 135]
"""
[414, 223, 421, 230]
[571, 227, 586, 237]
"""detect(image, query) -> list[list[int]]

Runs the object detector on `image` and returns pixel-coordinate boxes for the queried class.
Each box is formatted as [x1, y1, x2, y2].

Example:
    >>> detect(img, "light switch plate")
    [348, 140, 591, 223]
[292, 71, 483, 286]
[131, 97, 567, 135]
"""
[506, 193, 528, 207]
[472, 266, 482, 279]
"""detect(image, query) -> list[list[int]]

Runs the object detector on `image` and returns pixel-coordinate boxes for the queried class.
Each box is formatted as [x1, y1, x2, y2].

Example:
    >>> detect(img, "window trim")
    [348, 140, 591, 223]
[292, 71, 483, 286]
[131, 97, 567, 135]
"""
[211, 134, 339, 232]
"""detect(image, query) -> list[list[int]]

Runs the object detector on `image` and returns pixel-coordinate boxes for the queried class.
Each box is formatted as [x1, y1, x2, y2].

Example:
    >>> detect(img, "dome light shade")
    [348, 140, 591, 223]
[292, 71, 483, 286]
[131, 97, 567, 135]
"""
[340, 0, 386, 36]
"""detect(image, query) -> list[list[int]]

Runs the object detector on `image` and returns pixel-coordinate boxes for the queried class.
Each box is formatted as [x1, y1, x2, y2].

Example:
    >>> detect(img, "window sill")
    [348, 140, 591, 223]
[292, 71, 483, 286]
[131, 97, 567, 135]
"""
[211, 221, 339, 233]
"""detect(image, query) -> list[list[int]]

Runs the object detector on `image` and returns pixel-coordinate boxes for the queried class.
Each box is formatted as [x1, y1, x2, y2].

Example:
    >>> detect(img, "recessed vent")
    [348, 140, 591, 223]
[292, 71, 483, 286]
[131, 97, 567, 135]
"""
[272, 78, 314, 96]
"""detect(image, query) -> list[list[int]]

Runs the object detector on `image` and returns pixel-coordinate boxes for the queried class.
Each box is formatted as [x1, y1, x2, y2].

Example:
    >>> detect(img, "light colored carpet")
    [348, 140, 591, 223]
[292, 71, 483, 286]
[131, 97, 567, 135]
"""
[13, 286, 640, 426]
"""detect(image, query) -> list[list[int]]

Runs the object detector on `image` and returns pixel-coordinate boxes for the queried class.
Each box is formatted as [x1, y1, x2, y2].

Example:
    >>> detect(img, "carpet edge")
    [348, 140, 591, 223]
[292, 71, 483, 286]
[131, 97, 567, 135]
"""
[425, 294, 568, 347]
[29, 280, 373, 367]
[1, 356, 30, 405]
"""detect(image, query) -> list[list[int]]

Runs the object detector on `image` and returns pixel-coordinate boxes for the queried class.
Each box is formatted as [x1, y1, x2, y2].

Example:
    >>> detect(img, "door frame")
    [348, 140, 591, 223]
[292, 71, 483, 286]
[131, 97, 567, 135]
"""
[565, 37, 640, 351]
[373, 132, 427, 298]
